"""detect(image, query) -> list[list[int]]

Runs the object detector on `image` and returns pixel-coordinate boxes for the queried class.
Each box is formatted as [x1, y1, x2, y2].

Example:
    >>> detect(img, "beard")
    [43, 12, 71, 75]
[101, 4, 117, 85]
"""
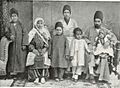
[94, 24, 101, 29]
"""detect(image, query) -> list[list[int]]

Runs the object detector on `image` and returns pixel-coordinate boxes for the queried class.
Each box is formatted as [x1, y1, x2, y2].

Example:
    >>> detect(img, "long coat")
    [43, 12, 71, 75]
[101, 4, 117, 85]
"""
[50, 35, 69, 68]
[6, 21, 28, 73]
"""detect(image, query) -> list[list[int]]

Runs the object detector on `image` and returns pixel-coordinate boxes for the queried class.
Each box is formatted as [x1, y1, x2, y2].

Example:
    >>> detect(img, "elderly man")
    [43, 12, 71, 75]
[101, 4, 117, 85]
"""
[85, 11, 117, 83]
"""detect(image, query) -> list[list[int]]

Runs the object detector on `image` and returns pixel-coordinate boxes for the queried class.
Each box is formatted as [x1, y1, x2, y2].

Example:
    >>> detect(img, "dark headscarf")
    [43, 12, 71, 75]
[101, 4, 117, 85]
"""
[10, 8, 19, 17]
[94, 11, 103, 21]
[55, 22, 63, 29]
[63, 5, 71, 14]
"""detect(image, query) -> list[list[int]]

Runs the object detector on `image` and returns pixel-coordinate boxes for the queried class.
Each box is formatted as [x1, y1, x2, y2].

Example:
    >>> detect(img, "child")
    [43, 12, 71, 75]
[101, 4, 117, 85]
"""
[49, 22, 69, 81]
[70, 27, 91, 82]
[93, 30, 114, 83]
[27, 17, 51, 84]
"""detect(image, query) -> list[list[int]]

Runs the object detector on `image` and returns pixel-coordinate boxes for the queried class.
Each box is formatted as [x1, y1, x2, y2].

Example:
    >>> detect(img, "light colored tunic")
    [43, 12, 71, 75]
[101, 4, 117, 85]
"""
[70, 39, 90, 66]
[59, 18, 78, 47]
[94, 34, 114, 57]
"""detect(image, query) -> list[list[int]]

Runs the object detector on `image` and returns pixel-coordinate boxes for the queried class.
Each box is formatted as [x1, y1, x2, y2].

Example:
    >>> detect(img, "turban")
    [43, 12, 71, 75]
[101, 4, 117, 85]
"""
[55, 22, 63, 29]
[63, 5, 71, 14]
[10, 8, 19, 16]
[94, 11, 103, 21]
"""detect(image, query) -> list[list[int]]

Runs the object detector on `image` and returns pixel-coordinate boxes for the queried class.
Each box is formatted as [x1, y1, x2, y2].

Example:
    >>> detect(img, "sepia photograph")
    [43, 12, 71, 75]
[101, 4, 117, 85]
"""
[0, 0, 120, 87]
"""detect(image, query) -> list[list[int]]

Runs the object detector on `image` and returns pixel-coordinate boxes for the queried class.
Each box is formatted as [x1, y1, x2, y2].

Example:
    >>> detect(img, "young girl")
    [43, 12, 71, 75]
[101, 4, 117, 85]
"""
[93, 30, 114, 83]
[49, 22, 69, 81]
[70, 27, 91, 82]
[27, 17, 51, 84]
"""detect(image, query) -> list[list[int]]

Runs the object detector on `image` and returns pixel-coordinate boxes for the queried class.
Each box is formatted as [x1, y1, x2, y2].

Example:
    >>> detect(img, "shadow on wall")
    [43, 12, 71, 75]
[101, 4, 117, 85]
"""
[33, 1, 120, 40]
[6, 1, 120, 40]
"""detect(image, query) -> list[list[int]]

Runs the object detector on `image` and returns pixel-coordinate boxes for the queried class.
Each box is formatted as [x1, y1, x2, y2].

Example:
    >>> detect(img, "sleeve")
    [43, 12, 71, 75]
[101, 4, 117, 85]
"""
[48, 36, 53, 57]
[70, 39, 75, 56]
[84, 40, 91, 53]
[65, 37, 69, 56]
[84, 28, 91, 44]
[4, 26, 11, 40]
[110, 32, 118, 46]
[28, 38, 35, 51]
[21, 23, 28, 46]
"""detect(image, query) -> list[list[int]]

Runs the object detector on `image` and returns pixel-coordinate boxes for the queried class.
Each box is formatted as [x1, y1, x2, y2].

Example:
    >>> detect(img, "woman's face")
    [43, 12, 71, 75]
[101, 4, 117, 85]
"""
[36, 20, 44, 28]
[11, 13, 18, 22]
[75, 31, 82, 39]
[56, 27, 63, 35]
[63, 10, 71, 20]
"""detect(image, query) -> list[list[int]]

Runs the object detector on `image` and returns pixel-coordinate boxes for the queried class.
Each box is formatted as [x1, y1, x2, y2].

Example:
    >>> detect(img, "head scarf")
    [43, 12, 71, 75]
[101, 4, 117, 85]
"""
[63, 5, 71, 14]
[94, 11, 103, 21]
[34, 17, 45, 27]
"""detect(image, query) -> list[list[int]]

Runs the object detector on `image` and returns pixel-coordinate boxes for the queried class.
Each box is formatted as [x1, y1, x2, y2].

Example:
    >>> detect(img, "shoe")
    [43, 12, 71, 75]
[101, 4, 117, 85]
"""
[34, 78, 40, 84]
[74, 79, 78, 82]
[41, 77, 46, 84]
[55, 78, 60, 82]
[90, 79, 96, 84]
[59, 78, 64, 81]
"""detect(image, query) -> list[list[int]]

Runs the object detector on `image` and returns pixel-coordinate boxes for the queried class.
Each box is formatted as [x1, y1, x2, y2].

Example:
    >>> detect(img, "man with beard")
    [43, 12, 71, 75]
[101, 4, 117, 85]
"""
[84, 11, 117, 83]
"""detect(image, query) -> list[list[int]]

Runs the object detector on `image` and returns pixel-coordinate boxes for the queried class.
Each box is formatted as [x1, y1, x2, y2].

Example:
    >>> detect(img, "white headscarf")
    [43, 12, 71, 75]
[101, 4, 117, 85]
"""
[28, 17, 51, 44]
[34, 17, 45, 28]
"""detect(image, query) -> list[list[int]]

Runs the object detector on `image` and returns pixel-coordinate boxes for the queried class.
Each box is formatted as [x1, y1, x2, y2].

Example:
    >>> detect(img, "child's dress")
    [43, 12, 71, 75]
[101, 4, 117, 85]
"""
[70, 38, 90, 76]
[94, 34, 114, 82]
[94, 34, 114, 57]
[50, 34, 69, 79]
[50, 35, 69, 68]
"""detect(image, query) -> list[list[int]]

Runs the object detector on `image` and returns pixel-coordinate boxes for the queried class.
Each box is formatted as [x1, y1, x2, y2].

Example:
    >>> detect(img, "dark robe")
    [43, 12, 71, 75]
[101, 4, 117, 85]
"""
[5, 21, 28, 73]
[50, 35, 69, 68]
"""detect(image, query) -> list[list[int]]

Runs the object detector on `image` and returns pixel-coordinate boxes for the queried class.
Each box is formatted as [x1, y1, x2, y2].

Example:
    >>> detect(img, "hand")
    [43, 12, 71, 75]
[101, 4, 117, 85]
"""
[33, 49, 39, 55]
[70, 56, 73, 61]
[44, 44, 49, 48]
[48, 55, 52, 59]
[22, 45, 26, 50]
[10, 35, 15, 41]
[65, 55, 69, 60]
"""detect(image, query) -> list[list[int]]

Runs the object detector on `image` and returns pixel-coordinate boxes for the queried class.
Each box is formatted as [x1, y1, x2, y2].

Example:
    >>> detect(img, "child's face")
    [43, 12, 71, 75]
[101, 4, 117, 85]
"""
[99, 32, 105, 39]
[11, 13, 18, 22]
[36, 20, 44, 29]
[75, 31, 82, 39]
[56, 27, 63, 35]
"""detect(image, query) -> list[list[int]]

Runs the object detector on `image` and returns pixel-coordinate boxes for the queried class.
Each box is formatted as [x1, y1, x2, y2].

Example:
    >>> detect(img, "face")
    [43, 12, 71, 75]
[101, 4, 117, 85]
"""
[99, 32, 105, 39]
[56, 27, 63, 35]
[63, 10, 71, 20]
[11, 13, 18, 22]
[94, 18, 102, 29]
[36, 20, 44, 29]
[75, 31, 82, 39]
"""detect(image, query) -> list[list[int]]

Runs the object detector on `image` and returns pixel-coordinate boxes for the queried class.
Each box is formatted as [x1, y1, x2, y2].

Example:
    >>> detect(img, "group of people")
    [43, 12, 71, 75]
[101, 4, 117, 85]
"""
[0, 4, 119, 85]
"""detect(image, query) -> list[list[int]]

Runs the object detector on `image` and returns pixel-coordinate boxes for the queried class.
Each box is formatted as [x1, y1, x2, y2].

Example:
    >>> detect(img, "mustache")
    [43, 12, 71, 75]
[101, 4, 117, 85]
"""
[94, 24, 100, 28]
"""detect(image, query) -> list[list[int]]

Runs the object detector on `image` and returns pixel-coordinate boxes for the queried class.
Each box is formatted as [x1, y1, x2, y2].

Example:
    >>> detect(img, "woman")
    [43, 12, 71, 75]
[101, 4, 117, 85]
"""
[27, 17, 51, 84]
